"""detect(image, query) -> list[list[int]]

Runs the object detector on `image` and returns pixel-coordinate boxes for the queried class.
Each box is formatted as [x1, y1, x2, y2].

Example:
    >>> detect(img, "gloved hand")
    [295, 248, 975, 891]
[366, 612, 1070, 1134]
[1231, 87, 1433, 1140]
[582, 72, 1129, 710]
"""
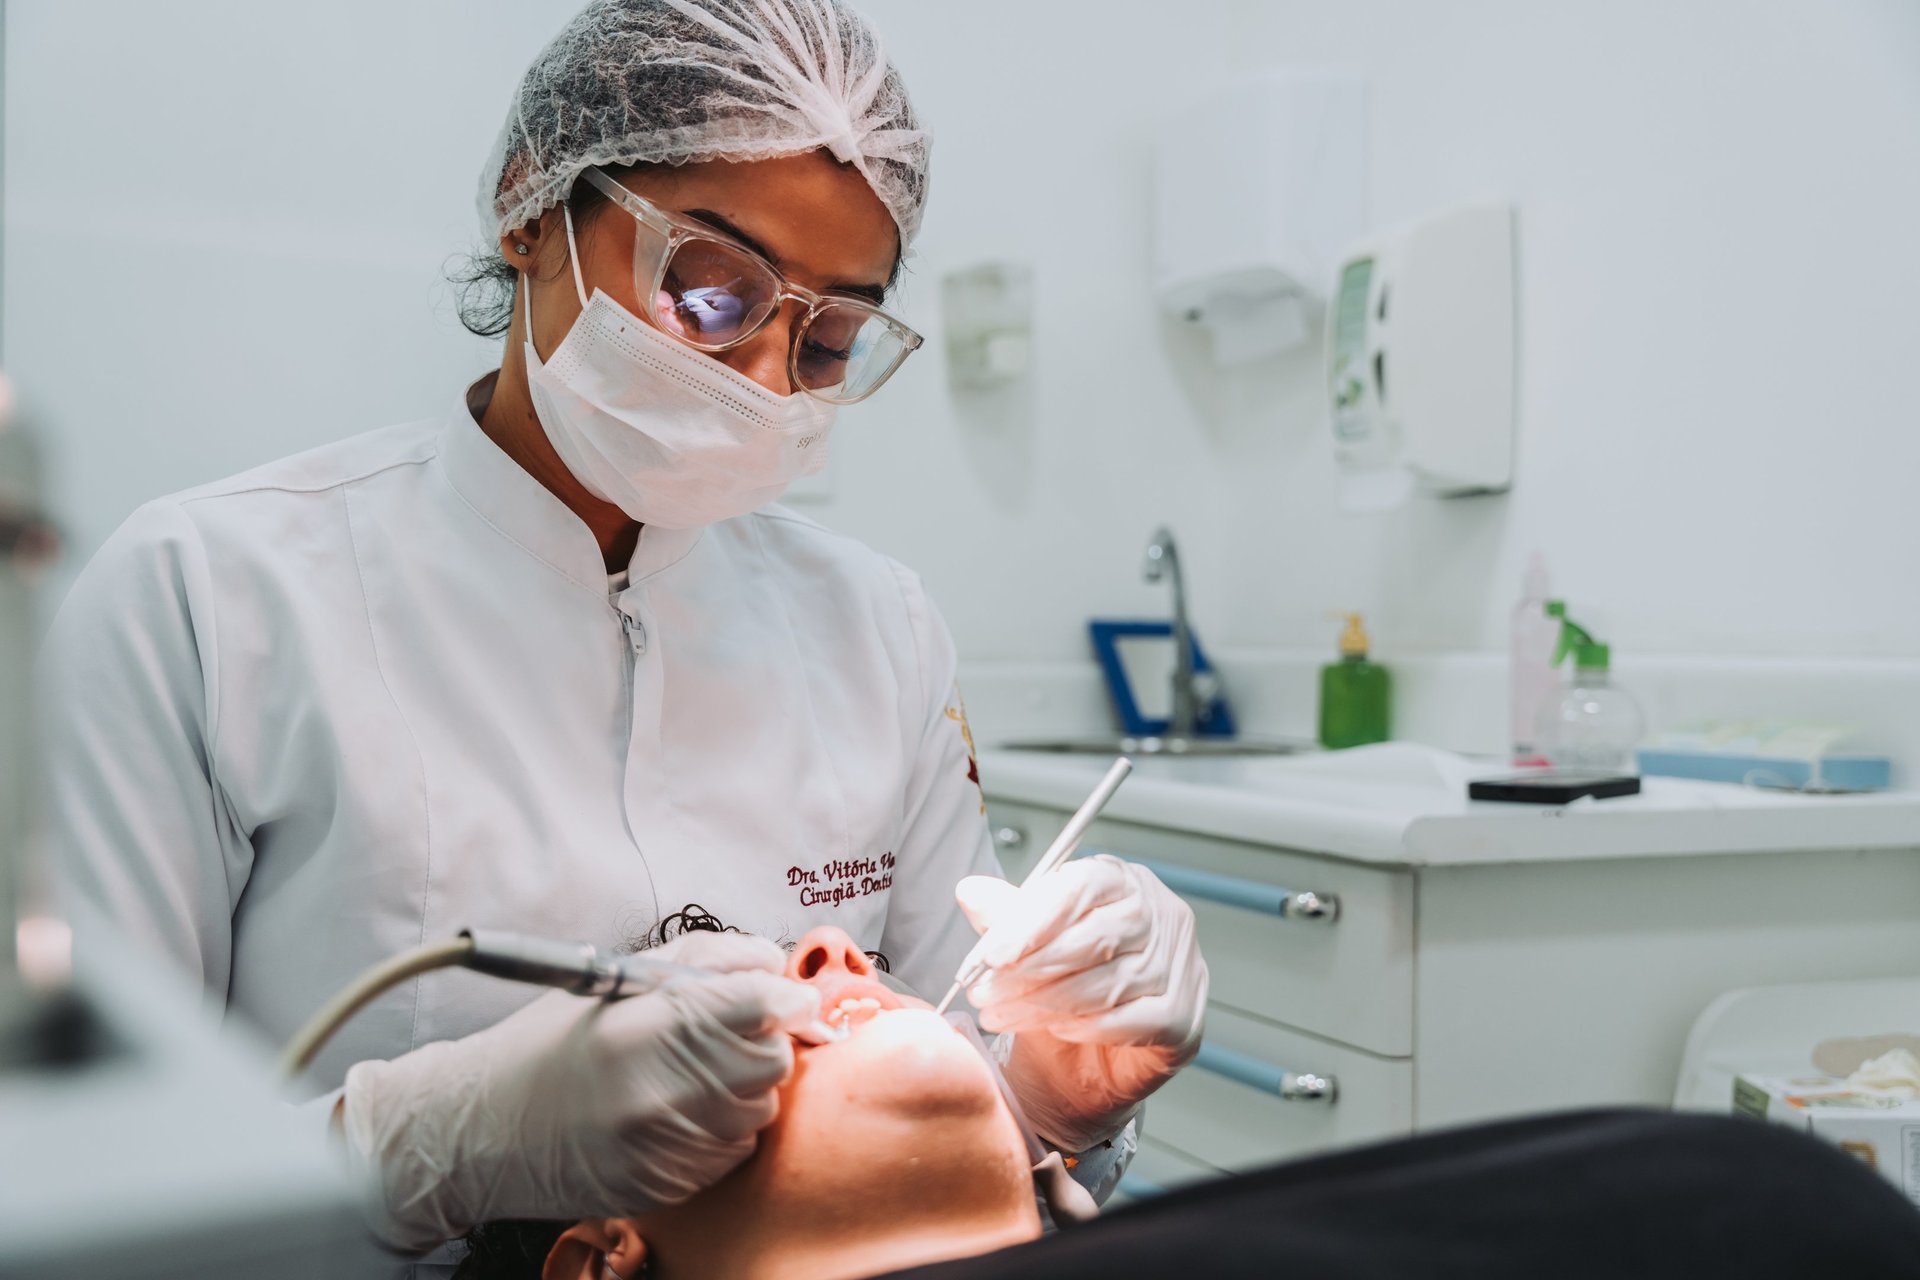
[956, 856, 1208, 1153]
[339, 932, 820, 1254]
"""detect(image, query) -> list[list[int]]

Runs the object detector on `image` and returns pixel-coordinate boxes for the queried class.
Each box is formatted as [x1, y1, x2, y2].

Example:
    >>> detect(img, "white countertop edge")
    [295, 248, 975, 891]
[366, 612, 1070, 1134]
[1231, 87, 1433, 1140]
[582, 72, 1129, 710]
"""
[978, 749, 1920, 868]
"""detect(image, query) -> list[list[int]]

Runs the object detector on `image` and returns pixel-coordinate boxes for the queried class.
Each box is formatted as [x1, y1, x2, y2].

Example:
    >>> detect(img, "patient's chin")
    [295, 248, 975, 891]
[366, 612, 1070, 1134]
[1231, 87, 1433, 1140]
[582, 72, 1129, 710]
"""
[824, 1008, 1004, 1120]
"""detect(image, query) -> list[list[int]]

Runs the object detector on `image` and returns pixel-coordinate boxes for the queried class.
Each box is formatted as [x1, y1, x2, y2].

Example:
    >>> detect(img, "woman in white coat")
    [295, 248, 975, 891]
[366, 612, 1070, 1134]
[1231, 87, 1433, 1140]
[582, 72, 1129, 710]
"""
[40, 0, 1206, 1265]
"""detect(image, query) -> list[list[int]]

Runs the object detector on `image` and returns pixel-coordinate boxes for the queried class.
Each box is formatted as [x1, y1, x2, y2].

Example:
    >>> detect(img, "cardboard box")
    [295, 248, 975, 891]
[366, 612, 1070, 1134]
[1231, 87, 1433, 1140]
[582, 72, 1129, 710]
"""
[1734, 1072, 1920, 1204]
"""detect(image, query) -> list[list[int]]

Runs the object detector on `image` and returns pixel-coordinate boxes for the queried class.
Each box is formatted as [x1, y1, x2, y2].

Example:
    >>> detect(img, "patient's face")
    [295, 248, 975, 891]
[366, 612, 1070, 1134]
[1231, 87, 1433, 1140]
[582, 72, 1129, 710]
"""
[770, 927, 1032, 1172]
[545, 926, 1042, 1280]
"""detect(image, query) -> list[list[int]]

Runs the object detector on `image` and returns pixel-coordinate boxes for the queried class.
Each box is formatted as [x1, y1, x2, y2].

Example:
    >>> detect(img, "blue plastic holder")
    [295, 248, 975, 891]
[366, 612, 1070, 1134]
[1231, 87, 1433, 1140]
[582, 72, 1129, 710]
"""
[1637, 748, 1891, 793]
[1087, 618, 1237, 738]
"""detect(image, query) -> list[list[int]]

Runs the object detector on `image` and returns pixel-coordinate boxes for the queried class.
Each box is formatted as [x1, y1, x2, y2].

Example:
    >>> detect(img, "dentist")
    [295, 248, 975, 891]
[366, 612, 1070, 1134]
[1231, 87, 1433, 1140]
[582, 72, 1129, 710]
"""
[40, 0, 1206, 1260]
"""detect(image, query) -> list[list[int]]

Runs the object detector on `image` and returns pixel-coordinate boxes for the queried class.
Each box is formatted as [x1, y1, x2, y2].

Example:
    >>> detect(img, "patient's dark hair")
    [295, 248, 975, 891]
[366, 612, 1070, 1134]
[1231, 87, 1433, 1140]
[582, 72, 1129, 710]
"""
[450, 905, 889, 1278]
[454, 1217, 572, 1280]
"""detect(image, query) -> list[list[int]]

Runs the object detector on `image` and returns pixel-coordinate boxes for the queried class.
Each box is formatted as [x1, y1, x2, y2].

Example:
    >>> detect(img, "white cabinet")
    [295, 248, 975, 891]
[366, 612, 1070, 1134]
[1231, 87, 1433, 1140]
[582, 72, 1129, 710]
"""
[984, 795, 1920, 1188]
[1098, 820, 1414, 1057]
[1410, 850, 1920, 1128]
[1148, 1004, 1413, 1171]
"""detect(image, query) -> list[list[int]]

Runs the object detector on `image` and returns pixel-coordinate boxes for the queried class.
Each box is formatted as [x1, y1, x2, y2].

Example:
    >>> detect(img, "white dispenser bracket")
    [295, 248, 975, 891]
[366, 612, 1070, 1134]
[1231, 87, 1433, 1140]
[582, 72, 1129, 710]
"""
[1328, 203, 1516, 510]
[1153, 70, 1368, 366]
[941, 261, 1034, 389]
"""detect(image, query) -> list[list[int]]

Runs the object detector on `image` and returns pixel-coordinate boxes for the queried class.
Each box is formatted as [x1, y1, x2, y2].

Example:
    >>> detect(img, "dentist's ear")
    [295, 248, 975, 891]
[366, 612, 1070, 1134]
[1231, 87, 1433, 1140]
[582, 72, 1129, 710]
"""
[542, 1218, 648, 1280]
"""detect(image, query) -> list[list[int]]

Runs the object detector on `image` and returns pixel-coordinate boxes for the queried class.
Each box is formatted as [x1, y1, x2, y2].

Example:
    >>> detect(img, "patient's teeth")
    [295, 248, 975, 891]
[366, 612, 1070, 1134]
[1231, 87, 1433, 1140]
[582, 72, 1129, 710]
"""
[820, 993, 885, 1034]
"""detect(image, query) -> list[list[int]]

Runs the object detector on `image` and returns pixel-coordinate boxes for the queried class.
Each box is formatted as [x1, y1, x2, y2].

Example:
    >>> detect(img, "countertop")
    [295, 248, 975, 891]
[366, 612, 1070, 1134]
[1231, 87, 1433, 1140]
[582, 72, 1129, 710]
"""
[977, 743, 1920, 868]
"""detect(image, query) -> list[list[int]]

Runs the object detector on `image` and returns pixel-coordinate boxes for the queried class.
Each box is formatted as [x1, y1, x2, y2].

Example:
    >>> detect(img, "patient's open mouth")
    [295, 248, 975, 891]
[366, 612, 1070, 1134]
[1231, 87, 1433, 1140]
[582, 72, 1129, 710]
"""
[812, 976, 912, 1038]
[826, 993, 885, 1033]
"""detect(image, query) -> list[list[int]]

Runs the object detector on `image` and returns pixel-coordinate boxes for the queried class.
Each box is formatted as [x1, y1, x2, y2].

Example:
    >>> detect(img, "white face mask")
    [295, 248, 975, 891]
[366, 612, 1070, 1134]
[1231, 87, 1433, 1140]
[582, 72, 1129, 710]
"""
[521, 210, 837, 530]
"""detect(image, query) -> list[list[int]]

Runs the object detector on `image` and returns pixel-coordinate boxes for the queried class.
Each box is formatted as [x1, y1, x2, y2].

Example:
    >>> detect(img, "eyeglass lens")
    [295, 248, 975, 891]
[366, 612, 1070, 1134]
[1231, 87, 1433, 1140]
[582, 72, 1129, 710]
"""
[646, 234, 909, 403]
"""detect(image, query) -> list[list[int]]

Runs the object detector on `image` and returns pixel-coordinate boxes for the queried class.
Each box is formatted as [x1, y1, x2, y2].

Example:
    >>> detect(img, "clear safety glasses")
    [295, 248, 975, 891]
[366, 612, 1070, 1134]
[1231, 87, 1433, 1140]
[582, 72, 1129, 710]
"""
[580, 169, 923, 405]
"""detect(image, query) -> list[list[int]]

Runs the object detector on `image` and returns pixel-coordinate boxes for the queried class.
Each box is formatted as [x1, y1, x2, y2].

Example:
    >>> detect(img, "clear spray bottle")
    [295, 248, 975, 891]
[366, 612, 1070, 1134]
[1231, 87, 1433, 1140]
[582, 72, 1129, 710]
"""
[1535, 602, 1646, 773]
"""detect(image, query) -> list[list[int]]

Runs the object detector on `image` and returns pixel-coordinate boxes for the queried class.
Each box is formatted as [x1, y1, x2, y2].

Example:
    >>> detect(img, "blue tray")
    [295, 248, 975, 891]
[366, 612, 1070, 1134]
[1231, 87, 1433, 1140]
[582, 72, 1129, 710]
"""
[1636, 748, 1891, 792]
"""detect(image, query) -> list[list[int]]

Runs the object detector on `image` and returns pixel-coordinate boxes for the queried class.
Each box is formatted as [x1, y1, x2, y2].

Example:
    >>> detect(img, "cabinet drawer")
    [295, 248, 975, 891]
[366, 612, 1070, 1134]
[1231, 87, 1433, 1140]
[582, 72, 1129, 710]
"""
[1143, 1004, 1411, 1173]
[1078, 818, 1413, 1056]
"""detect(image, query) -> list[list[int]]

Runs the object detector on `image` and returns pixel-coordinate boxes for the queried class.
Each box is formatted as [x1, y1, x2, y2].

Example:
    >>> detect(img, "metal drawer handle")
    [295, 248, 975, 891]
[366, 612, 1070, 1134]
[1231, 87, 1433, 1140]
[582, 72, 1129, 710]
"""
[1193, 1041, 1338, 1104]
[1126, 856, 1340, 923]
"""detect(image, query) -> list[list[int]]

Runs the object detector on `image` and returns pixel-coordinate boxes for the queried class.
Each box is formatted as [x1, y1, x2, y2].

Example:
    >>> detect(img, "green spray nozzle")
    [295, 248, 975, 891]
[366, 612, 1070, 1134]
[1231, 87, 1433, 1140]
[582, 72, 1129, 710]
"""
[1544, 600, 1611, 671]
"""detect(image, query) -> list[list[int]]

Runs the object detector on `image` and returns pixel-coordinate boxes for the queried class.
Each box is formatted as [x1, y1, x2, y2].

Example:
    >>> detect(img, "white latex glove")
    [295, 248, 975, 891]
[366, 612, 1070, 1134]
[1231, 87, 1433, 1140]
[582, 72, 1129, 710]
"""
[956, 855, 1207, 1153]
[340, 932, 820, 1254]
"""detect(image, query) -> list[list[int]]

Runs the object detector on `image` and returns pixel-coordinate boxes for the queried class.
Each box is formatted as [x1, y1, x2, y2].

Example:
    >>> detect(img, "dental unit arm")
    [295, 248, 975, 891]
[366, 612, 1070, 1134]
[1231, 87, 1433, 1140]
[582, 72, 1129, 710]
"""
[279, 928, 844, 1080]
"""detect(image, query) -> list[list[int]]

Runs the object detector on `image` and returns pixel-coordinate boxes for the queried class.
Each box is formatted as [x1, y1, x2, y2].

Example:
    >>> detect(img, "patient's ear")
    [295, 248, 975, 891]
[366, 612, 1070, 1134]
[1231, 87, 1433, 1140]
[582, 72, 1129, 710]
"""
[542, 1218, 648, 1280]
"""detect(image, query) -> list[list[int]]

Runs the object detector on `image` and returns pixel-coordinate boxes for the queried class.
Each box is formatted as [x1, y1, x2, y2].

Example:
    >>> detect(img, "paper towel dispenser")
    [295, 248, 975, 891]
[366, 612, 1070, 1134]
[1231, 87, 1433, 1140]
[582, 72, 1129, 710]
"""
[1152, 70, 1367, 365]
[1327, 203, 1516, 511]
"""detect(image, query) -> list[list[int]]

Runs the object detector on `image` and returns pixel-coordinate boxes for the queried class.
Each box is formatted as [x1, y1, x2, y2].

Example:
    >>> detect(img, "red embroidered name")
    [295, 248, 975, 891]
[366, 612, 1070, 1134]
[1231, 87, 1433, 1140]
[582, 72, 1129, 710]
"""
[788, 853, 897, 908]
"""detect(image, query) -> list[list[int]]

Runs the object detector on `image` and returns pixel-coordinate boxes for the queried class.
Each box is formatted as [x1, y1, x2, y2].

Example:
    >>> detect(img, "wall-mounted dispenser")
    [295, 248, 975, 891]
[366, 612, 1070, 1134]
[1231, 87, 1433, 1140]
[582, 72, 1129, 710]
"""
[941, 262, 1033, 389]
[1327, 203, 1516, 512]
[1152, 69, 1368, 365]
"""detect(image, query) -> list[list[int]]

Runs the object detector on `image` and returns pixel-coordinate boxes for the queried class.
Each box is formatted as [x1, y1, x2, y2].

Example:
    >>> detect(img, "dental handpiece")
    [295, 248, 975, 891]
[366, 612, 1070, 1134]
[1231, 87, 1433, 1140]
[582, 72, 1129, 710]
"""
[460, 929, 845, 1044]
[932, 756, 1134, 1018]
[282, 925, 849, 1079]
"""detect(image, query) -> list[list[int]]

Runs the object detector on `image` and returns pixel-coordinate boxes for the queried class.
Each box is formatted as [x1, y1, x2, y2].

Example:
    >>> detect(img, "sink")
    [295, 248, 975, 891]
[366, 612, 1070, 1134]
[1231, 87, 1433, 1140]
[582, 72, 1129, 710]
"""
[999, 735, 1314, 758]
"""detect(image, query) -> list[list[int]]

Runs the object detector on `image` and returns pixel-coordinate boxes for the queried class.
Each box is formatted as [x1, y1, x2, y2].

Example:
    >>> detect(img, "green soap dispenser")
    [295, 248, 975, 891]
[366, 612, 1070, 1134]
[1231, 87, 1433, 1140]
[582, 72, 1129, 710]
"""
[1319, 612, 1391, 749]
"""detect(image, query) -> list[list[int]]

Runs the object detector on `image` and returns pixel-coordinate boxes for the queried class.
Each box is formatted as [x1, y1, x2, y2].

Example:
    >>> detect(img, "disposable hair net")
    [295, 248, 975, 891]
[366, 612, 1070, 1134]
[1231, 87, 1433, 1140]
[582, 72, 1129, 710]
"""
[480, 0, 929, 247]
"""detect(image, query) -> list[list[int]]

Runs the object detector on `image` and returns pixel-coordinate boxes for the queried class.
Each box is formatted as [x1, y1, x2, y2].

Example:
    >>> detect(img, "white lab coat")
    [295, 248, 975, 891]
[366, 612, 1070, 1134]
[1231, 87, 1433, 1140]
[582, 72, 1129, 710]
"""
[41, 379, 1000, 1095]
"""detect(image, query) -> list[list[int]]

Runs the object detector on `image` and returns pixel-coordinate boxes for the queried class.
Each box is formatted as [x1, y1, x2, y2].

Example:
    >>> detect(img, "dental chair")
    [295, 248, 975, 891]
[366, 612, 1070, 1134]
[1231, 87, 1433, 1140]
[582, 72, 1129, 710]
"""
[1673, 973, 1920, 1112]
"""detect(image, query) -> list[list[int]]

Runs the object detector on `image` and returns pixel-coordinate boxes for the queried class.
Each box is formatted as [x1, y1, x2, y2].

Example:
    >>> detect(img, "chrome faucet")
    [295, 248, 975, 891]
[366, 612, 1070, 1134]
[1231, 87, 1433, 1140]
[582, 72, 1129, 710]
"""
[1142, 526, 1199, 738]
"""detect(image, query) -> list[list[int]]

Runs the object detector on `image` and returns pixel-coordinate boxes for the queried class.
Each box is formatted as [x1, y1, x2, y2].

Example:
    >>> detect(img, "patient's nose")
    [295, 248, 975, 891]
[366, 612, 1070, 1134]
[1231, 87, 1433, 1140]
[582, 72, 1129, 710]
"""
[788, 925, 875, 982]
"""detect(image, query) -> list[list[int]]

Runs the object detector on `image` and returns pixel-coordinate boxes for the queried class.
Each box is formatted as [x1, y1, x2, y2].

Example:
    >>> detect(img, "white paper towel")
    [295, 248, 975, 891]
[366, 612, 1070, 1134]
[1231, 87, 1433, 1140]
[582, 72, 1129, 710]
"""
[1846, 1047, 1920, 1099]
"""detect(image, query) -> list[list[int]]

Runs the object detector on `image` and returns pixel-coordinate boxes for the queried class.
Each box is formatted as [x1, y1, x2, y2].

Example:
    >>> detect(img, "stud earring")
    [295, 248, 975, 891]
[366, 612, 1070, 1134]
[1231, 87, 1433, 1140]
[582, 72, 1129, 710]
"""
[514, 244, 531, 256]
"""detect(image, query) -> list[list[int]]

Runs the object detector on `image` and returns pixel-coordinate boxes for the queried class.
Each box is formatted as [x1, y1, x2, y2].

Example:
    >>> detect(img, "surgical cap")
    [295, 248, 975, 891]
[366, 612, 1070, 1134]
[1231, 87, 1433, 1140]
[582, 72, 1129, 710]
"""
[479, 0, 930, 247]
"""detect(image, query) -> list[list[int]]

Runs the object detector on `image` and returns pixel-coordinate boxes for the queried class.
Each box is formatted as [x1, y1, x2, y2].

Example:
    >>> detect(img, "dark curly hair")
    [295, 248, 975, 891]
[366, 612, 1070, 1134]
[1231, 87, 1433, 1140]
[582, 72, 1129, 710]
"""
[450, 905, 888, 1278]
[453, 1217, 572, 1280]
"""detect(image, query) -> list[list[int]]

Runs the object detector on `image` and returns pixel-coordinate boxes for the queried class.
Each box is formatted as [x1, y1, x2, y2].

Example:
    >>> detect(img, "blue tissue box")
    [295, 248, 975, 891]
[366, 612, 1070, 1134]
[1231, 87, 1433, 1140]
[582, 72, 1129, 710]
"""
[1636, 748, 1891, 792]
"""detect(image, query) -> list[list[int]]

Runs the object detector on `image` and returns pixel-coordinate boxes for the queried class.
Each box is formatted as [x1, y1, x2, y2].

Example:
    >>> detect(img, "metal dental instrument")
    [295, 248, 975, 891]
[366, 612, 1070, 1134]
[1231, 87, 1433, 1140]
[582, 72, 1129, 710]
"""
[281, 928, 842, 1079]
[463, 931, 843, 1046]
[933, 756, 1133, 1019]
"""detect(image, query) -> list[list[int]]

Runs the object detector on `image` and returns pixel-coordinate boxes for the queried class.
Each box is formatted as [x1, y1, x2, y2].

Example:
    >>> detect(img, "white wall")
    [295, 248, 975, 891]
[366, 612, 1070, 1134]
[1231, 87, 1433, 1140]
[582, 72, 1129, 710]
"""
[3, 0, 578, 559]
[9, 1, 1918, 678]
[850, 0, 1920, 665]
